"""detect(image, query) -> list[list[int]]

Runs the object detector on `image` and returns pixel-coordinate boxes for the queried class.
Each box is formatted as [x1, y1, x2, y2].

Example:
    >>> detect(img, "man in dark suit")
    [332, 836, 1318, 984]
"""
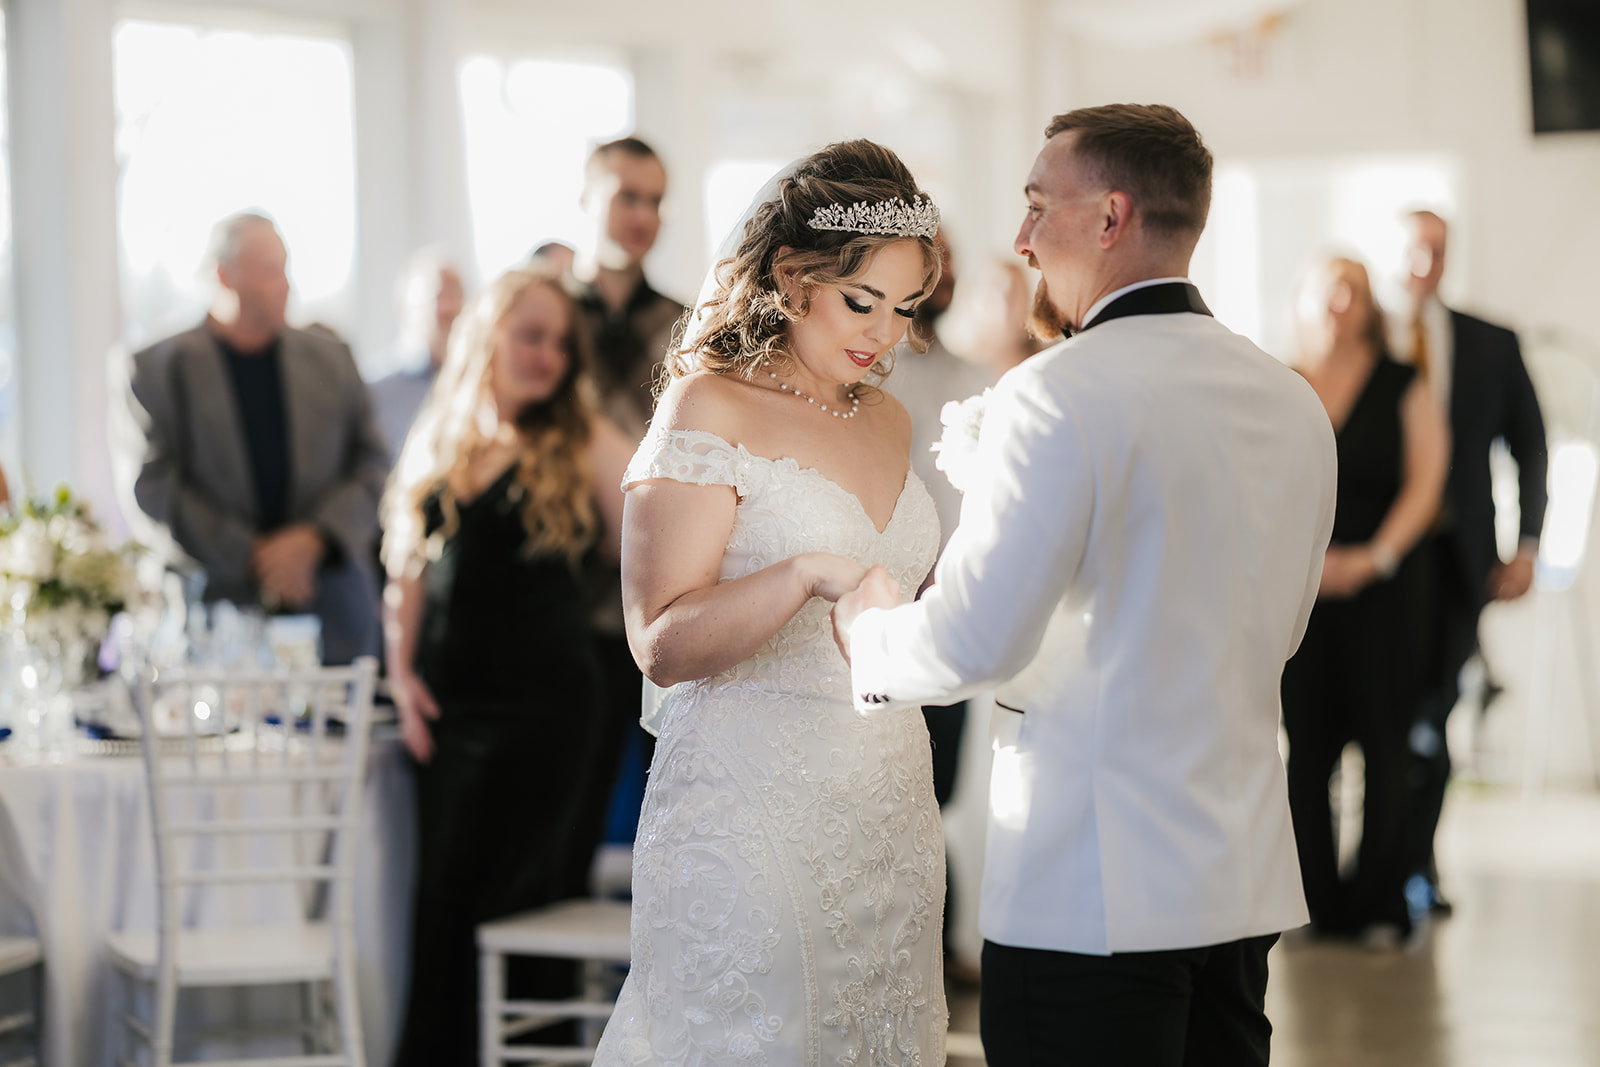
[116, 212, 389, 664]
[1395, 209, 1548, 915]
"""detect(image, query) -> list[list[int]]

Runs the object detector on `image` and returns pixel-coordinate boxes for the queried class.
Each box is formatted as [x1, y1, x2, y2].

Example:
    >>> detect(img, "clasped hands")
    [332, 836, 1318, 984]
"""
[1489, 552, 1535, 601]
[821, 560, 900, 665]
[1320, 542, 1536, 602]
[251, 523, 326, 610]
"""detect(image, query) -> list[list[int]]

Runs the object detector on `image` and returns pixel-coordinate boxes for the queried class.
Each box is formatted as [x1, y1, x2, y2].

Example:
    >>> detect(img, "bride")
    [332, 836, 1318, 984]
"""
[593, 140, 948, 1065]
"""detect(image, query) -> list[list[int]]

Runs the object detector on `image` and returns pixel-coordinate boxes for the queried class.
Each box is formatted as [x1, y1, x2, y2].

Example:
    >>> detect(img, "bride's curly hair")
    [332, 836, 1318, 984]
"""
[664, 140, 942, 387]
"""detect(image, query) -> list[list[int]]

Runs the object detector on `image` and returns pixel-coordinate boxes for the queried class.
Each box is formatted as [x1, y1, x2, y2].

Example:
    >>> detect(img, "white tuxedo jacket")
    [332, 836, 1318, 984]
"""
[851, 308, 1336, 955]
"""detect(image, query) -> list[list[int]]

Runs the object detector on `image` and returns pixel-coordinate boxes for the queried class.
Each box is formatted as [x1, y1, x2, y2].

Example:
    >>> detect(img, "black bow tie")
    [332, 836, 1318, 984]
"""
[1065, 282, 1213, 338]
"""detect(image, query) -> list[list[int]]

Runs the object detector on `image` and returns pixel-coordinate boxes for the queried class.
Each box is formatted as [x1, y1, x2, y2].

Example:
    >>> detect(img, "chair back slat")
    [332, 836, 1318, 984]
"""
[131, 657, 377, 928]
[169, 866, 336, 886]
[166, 816, 343, 836]
[162, 768, 349, 786]
[183, 680, 199, 776]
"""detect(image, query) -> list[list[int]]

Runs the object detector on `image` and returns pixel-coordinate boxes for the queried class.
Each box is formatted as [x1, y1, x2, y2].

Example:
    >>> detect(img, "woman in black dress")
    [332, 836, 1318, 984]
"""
[1282, 256, 1448, 942]
[382, 267, 632, 1064]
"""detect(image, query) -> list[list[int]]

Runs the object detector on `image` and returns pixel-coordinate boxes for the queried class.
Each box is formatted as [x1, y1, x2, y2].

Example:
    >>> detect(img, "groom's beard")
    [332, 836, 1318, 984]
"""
[1028, 277, 1071, 342]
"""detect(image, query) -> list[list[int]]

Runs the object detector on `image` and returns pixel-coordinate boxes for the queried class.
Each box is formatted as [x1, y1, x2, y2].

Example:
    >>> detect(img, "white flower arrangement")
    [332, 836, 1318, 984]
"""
[931, 388, 992, 494]
[0, 487, 146, 647]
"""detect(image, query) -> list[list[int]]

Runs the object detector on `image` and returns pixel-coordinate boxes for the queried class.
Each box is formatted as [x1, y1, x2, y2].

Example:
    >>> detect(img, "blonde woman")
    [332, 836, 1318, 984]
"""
[1282, 256, 1448, 944]
[382, 267, 632, 1065]
[594, 141, 947, 1065]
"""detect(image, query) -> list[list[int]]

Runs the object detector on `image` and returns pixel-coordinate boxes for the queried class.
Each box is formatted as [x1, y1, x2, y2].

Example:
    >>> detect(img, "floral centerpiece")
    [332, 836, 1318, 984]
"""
[0, 487, 145, 667]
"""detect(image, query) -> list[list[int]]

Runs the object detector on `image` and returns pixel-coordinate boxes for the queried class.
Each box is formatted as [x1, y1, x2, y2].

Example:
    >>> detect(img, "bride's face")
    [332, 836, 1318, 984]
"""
[783, 240, 926, 386]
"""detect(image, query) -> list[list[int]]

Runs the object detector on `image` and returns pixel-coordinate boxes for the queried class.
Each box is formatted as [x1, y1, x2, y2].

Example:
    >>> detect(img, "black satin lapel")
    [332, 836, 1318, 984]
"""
[1079, 283, 1213, 334]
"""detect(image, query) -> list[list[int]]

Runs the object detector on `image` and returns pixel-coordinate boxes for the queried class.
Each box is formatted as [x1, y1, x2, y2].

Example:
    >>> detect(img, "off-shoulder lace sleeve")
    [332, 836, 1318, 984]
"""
[622, 427, 743, 493]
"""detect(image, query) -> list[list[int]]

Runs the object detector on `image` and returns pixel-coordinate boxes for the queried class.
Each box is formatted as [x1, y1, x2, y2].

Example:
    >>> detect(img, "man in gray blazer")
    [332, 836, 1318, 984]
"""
[117, 212, 388, 664]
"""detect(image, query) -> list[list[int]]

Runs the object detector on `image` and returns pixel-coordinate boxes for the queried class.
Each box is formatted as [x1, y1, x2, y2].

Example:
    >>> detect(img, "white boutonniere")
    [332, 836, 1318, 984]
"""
[931, 388, 992, 494]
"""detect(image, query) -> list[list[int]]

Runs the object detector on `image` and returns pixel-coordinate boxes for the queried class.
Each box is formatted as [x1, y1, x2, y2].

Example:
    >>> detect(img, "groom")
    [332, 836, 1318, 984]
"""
[833, 104, 1337, 1065]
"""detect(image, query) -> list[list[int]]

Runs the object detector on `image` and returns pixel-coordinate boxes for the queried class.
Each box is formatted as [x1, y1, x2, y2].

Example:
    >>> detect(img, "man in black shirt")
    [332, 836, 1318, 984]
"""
[117, 212, 389, 663]
[571, 137, 686, 440]
[568, 138, 687, 873]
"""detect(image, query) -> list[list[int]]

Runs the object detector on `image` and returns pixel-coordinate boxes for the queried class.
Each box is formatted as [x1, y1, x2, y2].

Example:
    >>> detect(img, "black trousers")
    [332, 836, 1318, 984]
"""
[1408, 533, 1484, 880]
[1281, 566, 1421, 935]
[981, 935, 1278, 1066]
[922, 700, 966, 957]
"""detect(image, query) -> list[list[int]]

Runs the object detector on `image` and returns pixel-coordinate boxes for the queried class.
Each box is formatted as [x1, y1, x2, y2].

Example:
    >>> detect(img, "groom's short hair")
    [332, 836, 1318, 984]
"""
[1044, 104, 1212, 244]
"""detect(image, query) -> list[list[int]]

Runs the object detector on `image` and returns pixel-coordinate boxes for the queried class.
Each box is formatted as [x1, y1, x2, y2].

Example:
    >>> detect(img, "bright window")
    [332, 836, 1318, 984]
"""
[701, 160, 785, 263]
[458, 56, 633, 284]
[112, 18, 358, 349]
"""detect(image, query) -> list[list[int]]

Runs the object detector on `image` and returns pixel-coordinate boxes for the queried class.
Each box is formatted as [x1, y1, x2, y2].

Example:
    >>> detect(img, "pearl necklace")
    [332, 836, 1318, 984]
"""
[769, 371, 861, 419]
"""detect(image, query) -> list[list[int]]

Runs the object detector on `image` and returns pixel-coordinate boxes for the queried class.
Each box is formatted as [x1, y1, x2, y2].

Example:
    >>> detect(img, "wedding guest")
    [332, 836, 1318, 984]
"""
[118, 211, 389, 664]
[1392, 209, 1547, 919]
[884, 228, 990, 982]
[368, 248, 466, 462]
[945, 257, 1047, 377]
[382, 267, 631, 1066]
[572, 137, 685, 440]
[569, 135, 687, 857]
[528, 239, 576, 278]
[890, 230, 994, 555]
[1282, 256, 1448, 943]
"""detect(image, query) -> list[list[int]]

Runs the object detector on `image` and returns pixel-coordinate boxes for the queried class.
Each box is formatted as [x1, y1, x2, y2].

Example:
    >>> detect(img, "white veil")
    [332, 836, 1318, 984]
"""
[678, 160, 803, 352]
[638, 159, 802, 737]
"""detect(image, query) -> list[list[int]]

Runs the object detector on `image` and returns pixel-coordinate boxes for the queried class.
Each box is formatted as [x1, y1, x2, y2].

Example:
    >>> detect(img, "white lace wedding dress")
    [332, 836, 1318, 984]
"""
[593, 426, 948, 1067]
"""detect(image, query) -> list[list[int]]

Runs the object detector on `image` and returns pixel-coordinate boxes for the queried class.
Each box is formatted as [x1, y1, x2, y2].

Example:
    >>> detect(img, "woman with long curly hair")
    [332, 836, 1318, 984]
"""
[593, 140, 948, 1065]
[383, 267, 632, 1065]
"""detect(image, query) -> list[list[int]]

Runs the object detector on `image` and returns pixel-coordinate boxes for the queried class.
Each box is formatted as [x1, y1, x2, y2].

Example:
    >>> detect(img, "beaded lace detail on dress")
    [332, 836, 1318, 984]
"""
[594, 427, 947, 1067]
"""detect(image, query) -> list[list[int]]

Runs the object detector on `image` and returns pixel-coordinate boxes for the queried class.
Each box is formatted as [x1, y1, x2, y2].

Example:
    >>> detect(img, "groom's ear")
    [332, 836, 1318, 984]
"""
[1099, 191, 1133, 249]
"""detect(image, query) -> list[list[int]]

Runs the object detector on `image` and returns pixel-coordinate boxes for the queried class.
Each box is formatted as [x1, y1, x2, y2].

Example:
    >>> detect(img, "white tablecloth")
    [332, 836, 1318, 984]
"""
[0, 734, 417, 1067]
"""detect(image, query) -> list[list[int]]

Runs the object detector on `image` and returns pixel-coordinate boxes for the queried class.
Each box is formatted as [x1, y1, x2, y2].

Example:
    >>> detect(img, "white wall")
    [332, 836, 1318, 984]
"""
[1043, 0, 1600, 350]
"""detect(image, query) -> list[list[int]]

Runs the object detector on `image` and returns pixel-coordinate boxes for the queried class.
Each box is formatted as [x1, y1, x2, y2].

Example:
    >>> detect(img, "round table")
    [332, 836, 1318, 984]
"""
[0, 733, 417, 1067]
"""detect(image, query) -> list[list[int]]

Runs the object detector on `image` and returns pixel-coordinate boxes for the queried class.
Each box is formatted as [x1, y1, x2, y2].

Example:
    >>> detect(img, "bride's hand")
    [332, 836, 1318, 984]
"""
[831, 565, 900, 663]
[799, 553, 870, 602]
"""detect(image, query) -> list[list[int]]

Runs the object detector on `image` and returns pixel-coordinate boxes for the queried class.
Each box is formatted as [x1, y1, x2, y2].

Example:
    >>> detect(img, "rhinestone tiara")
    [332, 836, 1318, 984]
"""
[807, 195, 940, 239]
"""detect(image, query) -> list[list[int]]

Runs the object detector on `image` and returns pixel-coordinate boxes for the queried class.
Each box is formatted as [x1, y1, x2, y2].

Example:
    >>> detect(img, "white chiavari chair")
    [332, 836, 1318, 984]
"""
[476, 898, 633, 1067]
[107, 657, 377, 1067]
[0, 934, 42, 1067]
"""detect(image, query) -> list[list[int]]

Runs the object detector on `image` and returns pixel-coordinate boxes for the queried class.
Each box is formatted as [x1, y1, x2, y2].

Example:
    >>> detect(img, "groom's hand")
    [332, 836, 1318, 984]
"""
[831, 565, 899, 664]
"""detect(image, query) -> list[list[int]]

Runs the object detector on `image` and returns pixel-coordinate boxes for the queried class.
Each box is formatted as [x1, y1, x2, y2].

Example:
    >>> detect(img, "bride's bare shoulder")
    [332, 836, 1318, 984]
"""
[653, 371, 758, 441]
[868, 384, 915, 454]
